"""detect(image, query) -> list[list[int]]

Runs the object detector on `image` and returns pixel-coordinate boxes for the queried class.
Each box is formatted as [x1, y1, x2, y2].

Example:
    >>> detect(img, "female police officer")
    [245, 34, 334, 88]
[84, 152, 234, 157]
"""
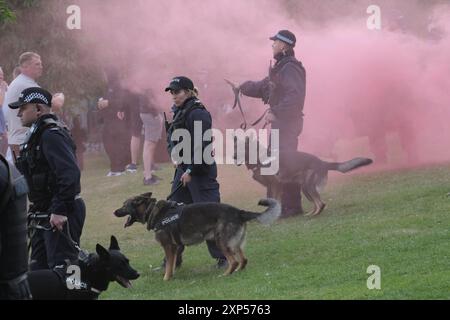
[164, 76, 226, 268]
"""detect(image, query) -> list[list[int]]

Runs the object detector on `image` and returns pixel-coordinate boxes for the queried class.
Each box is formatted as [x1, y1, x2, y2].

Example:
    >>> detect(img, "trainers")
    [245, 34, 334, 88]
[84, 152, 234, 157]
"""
[143, 177, 160, 186]
[216, 258, 228, 269]
[126, 163, 138, 173]
[106, 171, 125, 177]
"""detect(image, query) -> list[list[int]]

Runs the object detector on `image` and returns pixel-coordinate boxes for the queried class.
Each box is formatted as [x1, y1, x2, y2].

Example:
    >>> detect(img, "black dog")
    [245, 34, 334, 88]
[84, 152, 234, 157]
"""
[114, 193, 281, 280]
[27, 236, 139, 300]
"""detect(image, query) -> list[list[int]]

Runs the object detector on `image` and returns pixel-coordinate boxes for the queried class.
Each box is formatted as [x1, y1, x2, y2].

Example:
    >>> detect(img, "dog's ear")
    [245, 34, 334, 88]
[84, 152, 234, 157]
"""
[96, 244, 110, 260]
[109, 235, 120, 251]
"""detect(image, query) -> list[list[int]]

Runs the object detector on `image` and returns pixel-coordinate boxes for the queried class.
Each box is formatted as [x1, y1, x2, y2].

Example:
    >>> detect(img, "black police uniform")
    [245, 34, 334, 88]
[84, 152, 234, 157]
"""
[0, 155, 32, 299]
[166, 96, 225, 261]
[16, 114, 86, 272]
[240, 35, 306, 216]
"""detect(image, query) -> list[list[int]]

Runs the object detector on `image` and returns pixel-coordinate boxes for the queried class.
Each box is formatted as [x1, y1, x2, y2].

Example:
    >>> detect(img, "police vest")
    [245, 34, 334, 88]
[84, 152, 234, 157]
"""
[168, 98, 206, 133]
[166, 98, 207, 154]
[15, 114, 75, 209]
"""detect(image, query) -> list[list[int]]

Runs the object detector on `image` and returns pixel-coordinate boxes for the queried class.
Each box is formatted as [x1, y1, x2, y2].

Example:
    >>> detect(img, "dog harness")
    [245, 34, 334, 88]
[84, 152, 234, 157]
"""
[152, 202, 184, 246]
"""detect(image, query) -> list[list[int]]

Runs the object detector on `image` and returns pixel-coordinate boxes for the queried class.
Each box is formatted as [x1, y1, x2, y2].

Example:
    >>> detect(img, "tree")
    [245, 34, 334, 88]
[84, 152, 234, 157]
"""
[0, 0, 15, 23]
[0, 0, 105, 116]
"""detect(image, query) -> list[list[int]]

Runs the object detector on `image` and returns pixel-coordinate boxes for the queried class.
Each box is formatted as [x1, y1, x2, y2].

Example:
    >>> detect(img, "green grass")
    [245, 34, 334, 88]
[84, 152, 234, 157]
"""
[79, 154, 450, 300]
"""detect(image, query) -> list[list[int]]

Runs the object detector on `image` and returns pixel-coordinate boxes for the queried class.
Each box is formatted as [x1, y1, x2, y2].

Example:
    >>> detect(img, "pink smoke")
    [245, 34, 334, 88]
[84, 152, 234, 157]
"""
[300, 8, 450, 167]
[75, 0, 450, 169]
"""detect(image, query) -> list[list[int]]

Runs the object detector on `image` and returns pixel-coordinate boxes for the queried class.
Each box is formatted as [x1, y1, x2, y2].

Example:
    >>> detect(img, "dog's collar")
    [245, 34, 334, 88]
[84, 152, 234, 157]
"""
[143, 201, 154, 225]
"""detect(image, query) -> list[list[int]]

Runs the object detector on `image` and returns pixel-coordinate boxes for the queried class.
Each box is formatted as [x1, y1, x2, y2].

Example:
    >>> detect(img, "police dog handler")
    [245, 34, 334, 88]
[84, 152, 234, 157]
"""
[10, 87, 85, 278]
[164, 76, 227, 268]
[237, 30, 306, 218]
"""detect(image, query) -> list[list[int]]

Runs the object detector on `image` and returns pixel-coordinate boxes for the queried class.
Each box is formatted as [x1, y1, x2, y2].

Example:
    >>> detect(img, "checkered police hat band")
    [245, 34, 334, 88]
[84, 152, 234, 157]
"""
[276, 34, 294, 45]
[24, 92, 49, 105]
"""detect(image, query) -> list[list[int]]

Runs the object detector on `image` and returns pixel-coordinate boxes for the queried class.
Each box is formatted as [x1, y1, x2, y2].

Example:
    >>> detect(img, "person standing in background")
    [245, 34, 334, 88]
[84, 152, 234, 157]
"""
[117, 88, 143, 174]
[139, 89, 163, 185]
[0, 67, 9, 156]
[3, 52, 42, 158]
[97, 68, 130, 176]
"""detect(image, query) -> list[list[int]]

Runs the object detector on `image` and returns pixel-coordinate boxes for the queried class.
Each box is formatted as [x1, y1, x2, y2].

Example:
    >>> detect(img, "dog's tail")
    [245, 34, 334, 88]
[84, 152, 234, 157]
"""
[240, 198, 281, 225]
[325, 158, 373, 173]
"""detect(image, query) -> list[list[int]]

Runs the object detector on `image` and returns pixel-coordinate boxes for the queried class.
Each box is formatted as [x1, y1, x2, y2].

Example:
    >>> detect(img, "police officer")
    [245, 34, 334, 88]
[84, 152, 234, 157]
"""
[164, 76, 226, 268]
[0, 154, 32, 300]
[238, 30, 306, 218]
[9, 87, 86, 277]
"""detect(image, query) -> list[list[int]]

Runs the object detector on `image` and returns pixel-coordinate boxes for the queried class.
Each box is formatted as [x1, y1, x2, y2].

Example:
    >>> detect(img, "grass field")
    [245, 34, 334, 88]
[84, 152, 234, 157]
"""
[79, 154, 450, 300]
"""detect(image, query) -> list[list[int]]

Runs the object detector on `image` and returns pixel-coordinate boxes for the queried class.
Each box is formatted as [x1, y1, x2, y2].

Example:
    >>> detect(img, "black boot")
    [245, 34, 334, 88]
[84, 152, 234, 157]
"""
[280, 182, 304, 218]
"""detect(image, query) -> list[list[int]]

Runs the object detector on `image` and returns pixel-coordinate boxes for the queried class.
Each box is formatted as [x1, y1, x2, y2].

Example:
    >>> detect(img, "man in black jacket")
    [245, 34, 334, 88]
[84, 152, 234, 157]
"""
[239, 30, 306, 217]
[10, 87, 86, 278]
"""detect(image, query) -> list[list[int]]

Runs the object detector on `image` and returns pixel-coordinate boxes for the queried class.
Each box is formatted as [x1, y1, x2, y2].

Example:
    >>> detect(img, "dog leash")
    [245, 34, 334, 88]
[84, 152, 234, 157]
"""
[27, 212, 82, 253]
[250, 108, 270, 129]
[225, 79, 271, 130]
[166, 181, 184, 201]
[225, 79, 248, 130]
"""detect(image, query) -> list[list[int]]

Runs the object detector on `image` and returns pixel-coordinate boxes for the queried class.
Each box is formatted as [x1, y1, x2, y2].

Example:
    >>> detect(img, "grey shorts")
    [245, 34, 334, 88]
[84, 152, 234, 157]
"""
[140, 113, 163, 142]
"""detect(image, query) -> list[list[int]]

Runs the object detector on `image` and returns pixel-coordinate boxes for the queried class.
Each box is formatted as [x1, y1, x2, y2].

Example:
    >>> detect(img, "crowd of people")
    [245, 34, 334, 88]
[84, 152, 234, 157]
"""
[0, 52, 165, 185]
[97, 69, 163, 184]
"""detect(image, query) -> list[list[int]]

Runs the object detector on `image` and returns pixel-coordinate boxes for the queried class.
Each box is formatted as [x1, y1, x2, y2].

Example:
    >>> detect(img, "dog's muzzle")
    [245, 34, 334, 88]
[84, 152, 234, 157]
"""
[113, 208, 137, 228]
[113, 208, 127, 217]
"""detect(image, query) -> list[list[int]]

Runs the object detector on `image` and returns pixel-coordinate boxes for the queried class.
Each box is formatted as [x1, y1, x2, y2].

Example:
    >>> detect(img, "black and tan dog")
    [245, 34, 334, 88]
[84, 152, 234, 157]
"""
[114, 193, 281, 280]
[234, 136, 373, 216]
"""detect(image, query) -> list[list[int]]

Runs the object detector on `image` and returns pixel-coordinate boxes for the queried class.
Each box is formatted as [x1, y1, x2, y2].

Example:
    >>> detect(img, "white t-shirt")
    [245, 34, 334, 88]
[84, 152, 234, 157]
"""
[0, 82, 8, 134]
[2, 74, 39, 145]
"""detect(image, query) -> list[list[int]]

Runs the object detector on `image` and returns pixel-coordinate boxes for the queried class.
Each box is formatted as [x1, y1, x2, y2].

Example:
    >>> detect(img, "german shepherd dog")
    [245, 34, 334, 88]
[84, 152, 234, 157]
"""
[114, 193, 281, 280]
[234, 136, 373, 216]
[27, 236, 140, 300]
